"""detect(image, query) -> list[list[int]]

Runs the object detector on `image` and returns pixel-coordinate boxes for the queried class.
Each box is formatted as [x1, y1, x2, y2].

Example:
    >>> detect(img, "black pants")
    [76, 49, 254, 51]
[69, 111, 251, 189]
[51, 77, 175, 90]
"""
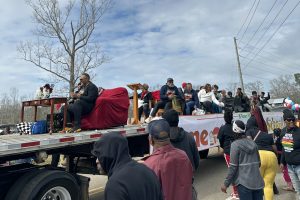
[51, 154, 60, 167]
[202, 101, 212, 113]
[138, 103, 150, 120]
[61, 100, 93, 129]
[150, 101, 172, 117]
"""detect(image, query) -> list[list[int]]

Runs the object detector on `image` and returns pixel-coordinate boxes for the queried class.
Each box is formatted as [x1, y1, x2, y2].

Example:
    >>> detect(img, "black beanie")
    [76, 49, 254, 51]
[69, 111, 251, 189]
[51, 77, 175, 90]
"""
[162, 109, 179, 127]
[283, 109, 295, 121]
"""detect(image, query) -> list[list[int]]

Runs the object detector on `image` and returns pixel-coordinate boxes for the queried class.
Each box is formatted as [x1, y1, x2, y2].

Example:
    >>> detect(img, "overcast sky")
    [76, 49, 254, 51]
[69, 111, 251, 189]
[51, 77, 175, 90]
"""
[1, 0, 300, 97]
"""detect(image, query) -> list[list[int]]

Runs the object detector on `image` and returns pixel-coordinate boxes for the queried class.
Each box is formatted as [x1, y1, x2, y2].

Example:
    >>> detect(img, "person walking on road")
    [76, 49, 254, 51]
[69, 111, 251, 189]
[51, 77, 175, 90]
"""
[162, 109, 200, 171]
[144, 119, 193, 200]
[92, 132, 163, 200]
[280, 109, 300, 200]
[221, 120, 264, 200]
[162, 109, 200, 199]
[218, 109, 239, 200]
[246, 114, 278, 200]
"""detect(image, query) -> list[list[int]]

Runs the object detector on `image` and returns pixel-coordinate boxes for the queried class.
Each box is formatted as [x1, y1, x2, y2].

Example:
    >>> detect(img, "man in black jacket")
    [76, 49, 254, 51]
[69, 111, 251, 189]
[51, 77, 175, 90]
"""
[62, 73, 98, 132]
[148, 78, 182, 120]
[234, 88, 250, 113]
[92, 132, 163, 200]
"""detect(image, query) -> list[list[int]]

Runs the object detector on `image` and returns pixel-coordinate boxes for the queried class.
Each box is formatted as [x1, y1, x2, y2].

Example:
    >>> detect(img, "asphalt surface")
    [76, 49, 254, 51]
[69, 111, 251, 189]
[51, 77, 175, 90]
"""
[88, 148, 297, 200]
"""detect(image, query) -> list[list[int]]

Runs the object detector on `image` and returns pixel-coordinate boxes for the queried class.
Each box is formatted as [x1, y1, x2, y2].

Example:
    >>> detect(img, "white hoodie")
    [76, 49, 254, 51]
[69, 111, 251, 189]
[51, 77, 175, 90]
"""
[198, 89, 224, 107]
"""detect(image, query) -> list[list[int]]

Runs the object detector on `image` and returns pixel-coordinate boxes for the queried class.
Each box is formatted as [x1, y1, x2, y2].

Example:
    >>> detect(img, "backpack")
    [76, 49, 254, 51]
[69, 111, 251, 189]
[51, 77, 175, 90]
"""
[31, 120, 47, 134]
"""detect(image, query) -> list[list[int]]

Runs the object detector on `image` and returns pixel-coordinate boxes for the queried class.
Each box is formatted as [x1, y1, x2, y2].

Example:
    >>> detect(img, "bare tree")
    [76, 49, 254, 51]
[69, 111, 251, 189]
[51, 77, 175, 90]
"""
[270, 75, 300, 101]
[245, 81, 264, 95]
[18, 0, 112, 92]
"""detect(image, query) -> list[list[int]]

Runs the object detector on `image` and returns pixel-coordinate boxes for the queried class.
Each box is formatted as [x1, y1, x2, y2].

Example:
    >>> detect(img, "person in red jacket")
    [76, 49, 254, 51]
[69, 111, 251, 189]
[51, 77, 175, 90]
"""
[144, 119, 193, 200]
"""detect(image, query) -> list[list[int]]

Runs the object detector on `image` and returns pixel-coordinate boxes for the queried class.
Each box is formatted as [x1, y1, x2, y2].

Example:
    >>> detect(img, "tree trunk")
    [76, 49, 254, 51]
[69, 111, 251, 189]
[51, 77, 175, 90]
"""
[70, 54, 75, 93]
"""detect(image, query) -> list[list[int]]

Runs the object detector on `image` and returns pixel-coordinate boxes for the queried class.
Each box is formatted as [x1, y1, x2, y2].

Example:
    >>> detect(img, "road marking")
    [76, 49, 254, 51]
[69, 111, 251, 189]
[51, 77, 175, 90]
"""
[89, 187, 105, 196]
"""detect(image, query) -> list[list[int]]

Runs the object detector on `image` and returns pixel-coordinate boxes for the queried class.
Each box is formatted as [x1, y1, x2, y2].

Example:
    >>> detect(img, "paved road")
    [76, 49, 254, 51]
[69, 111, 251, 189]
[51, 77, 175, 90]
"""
[88, 148, 297, 200]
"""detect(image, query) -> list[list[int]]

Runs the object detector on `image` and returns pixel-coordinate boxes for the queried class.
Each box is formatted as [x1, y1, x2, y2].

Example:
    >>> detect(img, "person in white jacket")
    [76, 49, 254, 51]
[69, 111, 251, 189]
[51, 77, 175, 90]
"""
[198, 84, 224, 113]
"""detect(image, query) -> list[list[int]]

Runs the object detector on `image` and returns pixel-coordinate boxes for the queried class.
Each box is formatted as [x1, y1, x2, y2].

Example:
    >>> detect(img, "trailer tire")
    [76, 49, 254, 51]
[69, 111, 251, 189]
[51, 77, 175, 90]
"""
[199, 149, 209, 159]
[17, 170, 80, 200]
[4, 168, 47, 200]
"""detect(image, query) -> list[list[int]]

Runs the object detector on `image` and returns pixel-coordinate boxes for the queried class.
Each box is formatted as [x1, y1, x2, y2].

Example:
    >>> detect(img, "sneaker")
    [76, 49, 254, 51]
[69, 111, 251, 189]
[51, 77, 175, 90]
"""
[225, 193, 239, 200]
[282, 186, 295, 192]
[67, 127, 81, 133]
[144, 117, 152, 123]
[59, 127, 72, 133]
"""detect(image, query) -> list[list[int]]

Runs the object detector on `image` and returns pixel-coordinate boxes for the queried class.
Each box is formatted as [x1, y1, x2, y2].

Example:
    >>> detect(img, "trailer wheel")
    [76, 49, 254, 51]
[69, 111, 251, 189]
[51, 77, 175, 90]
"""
[199, 149, 209, 159]
[5, 168, 47, 200]
[17, 170, 80, 200]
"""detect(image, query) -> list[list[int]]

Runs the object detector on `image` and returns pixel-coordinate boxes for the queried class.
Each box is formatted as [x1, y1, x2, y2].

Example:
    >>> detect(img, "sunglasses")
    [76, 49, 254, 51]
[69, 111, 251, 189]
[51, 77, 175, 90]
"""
[286, 118, 295, 122]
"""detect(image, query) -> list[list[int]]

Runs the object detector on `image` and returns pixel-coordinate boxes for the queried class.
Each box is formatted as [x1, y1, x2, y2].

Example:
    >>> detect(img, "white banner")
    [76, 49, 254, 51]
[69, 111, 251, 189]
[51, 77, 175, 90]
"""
[178, 112, 285, 151]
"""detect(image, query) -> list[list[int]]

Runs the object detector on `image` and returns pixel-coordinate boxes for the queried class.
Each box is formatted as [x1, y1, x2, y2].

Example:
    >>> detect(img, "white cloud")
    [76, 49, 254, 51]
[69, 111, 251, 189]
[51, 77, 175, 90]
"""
[0, 0, 299, 97]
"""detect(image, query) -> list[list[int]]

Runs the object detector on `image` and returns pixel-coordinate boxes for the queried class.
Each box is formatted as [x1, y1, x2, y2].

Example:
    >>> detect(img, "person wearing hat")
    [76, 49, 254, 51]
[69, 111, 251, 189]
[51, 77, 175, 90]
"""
[221, 120, 264, 200]
[280, 109, 300, 199]
[144, 119, 193, 200]
[273, 128, 294, 192]
[147, 78, 182, 121]
[91, 132, 163, 200]
[138, 83, 153, 121]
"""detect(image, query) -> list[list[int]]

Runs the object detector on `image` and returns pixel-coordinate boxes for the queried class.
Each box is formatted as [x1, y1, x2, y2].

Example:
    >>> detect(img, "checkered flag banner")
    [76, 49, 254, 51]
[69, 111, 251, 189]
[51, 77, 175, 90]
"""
[16, 122, 34, 134]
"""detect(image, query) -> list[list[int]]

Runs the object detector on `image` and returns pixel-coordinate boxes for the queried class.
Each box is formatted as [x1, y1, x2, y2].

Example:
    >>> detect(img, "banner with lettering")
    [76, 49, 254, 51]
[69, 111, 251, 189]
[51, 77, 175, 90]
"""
[179, 112, 284, 151]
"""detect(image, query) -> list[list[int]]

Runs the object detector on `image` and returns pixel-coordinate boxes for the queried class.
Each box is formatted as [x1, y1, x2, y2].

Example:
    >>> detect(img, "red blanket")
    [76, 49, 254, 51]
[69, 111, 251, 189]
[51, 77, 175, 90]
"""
[152, 90, 160, 101]
[81, 87, 129, 130]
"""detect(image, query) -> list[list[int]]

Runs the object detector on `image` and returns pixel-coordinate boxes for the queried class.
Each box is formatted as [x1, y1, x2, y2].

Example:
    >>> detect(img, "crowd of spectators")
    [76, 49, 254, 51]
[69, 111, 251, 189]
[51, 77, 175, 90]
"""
[136, 78, 272, 122]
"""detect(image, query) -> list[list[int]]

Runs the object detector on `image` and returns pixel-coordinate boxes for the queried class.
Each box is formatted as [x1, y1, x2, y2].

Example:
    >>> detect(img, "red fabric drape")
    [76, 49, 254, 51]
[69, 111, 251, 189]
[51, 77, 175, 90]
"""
[252, 106, 268, 133]
[81, 87, 129, 130]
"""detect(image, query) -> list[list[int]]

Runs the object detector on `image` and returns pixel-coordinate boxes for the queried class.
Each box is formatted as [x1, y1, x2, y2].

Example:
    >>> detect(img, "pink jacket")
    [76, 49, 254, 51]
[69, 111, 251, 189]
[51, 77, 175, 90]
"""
[144, 144, 193, 200]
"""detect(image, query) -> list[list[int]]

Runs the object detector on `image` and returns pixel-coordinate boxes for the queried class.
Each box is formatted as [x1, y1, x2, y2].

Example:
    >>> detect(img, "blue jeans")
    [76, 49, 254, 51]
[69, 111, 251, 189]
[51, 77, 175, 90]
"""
[185, 101, 195, 115]
[237, 184, 263, 200]
[287, 164, 300, 199]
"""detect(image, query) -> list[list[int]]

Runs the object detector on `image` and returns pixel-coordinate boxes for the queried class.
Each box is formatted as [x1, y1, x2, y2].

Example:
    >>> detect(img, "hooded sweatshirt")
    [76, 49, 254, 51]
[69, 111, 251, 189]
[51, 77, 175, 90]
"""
[170, 127, 200, 171]
[92, 132, 163, 200]
[217, 123, 235, 155]
[224, 138, 264, 190]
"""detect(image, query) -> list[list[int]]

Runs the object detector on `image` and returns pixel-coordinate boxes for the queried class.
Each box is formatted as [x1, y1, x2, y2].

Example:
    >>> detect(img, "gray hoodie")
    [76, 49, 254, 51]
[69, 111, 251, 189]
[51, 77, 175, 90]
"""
[224, 138, 264, 190]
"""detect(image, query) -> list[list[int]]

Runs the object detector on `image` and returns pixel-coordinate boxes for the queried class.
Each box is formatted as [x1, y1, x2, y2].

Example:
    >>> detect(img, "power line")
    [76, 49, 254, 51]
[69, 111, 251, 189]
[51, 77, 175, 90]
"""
[239, 0, 261, 42]
[240, 48, 300, 70]
[243, 73, 271, 80]
[239, 42, 300, 67]
[236, 0, 257, 37]
[239, 42, 280, 58]
[243, 0, 289, 58]
[244, 0, 300, 68]
[241, 0, 278, 51]
[240, 54, 295, 74]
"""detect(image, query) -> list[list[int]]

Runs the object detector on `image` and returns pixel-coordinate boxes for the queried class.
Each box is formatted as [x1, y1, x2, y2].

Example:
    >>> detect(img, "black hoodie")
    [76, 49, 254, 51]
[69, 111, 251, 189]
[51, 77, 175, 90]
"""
[217, 123, 235, 155]
[92, 132, 163, 200]
[170, 127, 200, 171]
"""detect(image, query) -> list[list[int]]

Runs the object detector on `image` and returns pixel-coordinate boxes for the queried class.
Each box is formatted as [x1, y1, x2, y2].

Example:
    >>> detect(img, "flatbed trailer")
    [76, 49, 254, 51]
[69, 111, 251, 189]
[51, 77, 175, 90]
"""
[0, 125, 148, 200]
[0, 112, 285, 200]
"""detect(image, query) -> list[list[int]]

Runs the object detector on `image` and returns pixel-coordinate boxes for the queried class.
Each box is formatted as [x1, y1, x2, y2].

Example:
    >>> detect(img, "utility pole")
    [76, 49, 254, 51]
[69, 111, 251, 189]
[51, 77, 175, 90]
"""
[234, 37, 245, 93]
